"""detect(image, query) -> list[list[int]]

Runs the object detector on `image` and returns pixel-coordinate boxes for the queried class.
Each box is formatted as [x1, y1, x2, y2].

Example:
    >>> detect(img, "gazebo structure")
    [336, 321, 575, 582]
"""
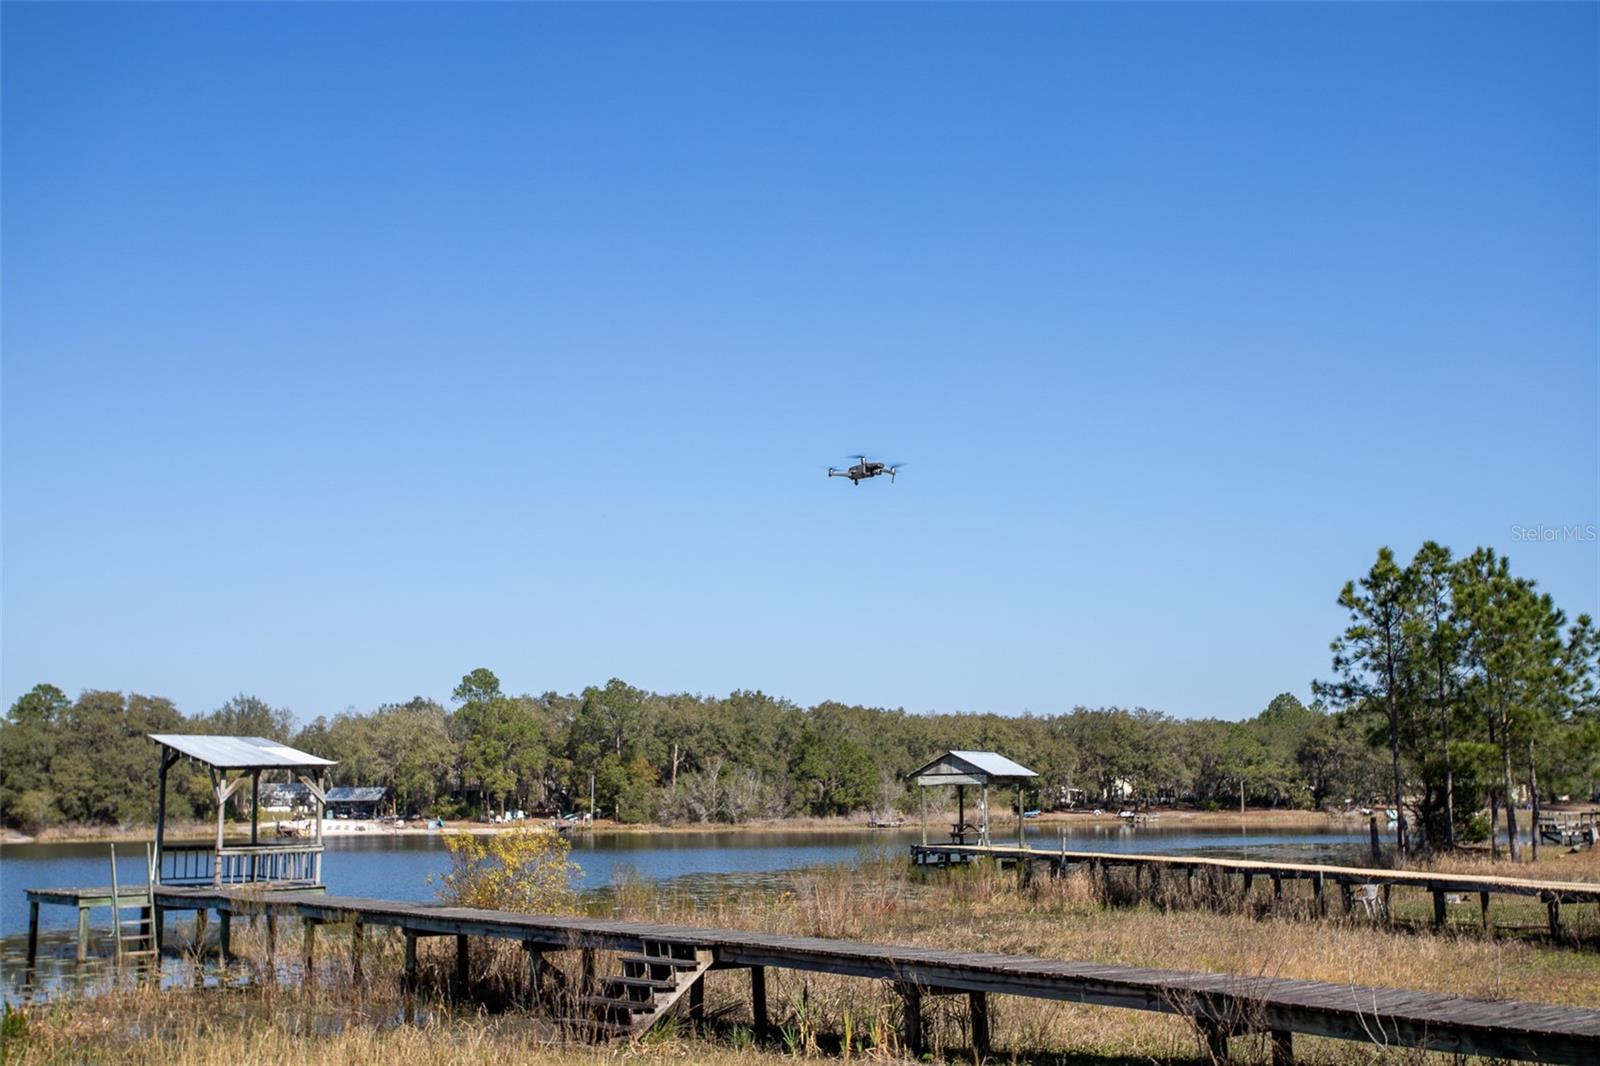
[149, 734, 337, 887]
[907, 750, 1038, 847]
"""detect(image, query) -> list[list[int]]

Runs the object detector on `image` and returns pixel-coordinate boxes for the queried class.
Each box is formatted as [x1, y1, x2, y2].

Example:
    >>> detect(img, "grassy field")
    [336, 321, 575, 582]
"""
[5, 845, 1599, 1065]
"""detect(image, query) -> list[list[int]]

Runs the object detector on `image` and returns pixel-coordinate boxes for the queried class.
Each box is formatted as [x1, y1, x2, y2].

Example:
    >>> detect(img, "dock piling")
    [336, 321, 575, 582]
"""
[455, 934, 469, 994]
[76, 905, 91, 962]
[26, 899, 40, 977]
[302, 918, 318, 983]
[750, 965, 769, 1040]
[1270, 1027, 1295, 1065]
[351, 921, 364, 981]
[403, 929, 418, 991]
[969, 990, 991, 1056]
[898, 982, 924, 1058]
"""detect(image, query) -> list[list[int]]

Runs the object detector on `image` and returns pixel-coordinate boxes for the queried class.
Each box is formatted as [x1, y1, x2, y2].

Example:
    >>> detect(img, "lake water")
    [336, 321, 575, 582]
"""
[1, 821, 1371, 943]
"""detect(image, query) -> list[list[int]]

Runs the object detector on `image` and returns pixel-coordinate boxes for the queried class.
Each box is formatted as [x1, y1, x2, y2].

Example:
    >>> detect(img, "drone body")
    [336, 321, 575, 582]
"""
[827, 455, 902, 485]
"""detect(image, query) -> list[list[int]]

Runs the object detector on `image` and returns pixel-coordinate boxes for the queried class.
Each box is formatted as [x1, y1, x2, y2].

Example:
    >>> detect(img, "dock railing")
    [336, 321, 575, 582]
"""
[159, 841, 322, 886]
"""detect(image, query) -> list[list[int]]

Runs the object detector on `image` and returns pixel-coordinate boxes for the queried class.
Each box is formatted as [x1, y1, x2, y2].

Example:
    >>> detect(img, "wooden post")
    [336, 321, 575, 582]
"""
[1369, 815, 1381, 863]
[76, 905, 91, 962]
[1313, 872, 1326, 917]
[1272, 875, 1283, 905]
[302, 918, 317, 982]
[580, 946, 596, 991]
[1270, 1028, 1295, 1065]
[213, 770, 226, 887]
[969, 990, 991, 1057]
[26, 899, 40, 975]
[899, 982, 924, 1058]
[1547, 897, 1563, 940]
[524, 943, 541, 1006]
[920, 786, 927, 846]
[751, 965, 769, 1040]
[1479, 891, 1491, 932]
[219, 911, 232, 960]
[1340, 882, 1353, 916]
[265, 914, 277, 966]
[1432, 890, 1447, 929]
[980, 783, 989, 846]
[155, 750, 173, 884]
[351, 921, 364, 981]
[194, 909, 209, 959]
[1381, 884, 1393, 926]
[456, 934, 470, 994]
[403, 929, 418, 991]
[688, 973, 705, 1027]
[1199, 1018, 1228, 1062]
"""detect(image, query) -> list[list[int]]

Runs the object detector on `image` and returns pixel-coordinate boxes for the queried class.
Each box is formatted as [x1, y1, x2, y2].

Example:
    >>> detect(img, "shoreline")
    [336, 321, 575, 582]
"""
[3, 806, 1374, 846]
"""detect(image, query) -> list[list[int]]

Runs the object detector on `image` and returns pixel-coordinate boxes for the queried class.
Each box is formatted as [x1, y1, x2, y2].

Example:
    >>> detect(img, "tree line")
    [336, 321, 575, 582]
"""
[3, 542, 1594, 856]
[1316, 542, 1598, 859]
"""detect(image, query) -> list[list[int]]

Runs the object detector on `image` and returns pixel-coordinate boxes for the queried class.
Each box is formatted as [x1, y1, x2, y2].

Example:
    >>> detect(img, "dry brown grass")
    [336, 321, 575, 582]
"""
[6, 854, 1599, 1065]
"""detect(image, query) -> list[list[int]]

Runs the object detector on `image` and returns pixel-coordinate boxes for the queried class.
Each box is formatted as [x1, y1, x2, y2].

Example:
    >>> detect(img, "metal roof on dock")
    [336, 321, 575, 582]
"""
[148, 734, 337, 769]
[908, 750, 1037, 785]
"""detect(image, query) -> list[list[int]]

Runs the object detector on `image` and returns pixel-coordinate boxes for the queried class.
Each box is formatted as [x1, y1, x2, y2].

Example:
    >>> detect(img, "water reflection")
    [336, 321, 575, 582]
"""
[1, 821, 1372, 998]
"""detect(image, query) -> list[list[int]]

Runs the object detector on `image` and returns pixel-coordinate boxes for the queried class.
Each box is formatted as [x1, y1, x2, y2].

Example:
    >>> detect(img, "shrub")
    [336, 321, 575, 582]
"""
[437, 826, 579, 912]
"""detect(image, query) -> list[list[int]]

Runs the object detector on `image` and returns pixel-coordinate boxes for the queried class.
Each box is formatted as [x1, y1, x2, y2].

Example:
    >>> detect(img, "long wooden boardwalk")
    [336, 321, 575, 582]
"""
[118, 884, 1600, 1063]
[911, 843, 1600, 935]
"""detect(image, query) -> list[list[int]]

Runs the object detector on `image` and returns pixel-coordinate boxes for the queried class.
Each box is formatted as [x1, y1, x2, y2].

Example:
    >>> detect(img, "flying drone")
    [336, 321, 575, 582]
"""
[827, 455, 904, 485]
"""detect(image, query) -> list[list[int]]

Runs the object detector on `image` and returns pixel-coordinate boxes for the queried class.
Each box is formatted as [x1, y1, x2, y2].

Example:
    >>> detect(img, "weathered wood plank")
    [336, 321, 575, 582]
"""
[144, 885, 1600, 1064]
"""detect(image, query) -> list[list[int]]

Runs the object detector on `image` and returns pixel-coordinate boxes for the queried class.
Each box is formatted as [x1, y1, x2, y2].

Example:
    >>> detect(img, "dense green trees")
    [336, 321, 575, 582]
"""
[4, 541, 1591, 845]
[1317, 543, 1599, 858]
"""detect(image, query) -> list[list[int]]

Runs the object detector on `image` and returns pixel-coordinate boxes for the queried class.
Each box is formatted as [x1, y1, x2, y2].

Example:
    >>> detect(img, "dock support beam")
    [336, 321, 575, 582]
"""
[899, 982, 924, 1058]
[688, 972, 705, 1028]
[750, 965, 769, 1040]
[1433, 890, 1447, 929]
[351, 921, 364, 981]
[1480, 891, 1492, 932]
[302, 918, 317, 984]
[26, 899, 40, 977]
[219, 911, 232, 960]
[77, 905, 91, 962]
[456, 934, 469, 994]
[968, 991, 991, 1057]
[1199, 1019, 1228, 1062]
[403, 929, 418, 991]
[1547, 897, 1563, 941]
[1271, 1027, 1295, 1065]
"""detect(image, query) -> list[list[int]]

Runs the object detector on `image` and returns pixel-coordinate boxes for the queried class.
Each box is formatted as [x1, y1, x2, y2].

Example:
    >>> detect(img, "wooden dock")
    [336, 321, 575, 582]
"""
[22, 881, 322, 966]
[911, 843, 1600, 936]
[83, 884, 1596, 1063]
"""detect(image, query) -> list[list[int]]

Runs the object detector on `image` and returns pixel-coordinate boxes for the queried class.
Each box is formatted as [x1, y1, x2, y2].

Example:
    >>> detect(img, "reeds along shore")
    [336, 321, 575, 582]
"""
[6, 849, 1599, 1065]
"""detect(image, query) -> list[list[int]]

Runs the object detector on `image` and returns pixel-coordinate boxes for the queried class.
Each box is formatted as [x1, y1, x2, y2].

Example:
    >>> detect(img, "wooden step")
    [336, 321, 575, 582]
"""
[603, 975, 676, 1000]
[617, 954, 702, 975]
[571, 994, 654, 1016]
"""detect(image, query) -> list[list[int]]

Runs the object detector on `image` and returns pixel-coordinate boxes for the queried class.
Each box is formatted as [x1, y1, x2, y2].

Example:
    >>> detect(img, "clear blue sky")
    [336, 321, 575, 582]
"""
[4, 3, 1596, 723]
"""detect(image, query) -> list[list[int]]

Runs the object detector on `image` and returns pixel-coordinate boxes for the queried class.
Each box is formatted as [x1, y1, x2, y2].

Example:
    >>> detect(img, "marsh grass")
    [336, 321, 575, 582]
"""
[6, 853, 1599, 1065]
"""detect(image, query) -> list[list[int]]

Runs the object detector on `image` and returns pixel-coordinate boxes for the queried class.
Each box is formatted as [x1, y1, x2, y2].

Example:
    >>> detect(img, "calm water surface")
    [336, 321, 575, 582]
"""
[2, 821, 1369, 942]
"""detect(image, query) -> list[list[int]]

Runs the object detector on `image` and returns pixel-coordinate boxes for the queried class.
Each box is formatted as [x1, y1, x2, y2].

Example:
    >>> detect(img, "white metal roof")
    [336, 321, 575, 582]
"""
[149, 734, 337, 769]
[908, 750, 1038, 783]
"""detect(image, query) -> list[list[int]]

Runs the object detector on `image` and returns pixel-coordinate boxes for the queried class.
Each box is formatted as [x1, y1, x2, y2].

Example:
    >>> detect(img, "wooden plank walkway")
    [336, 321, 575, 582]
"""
[912, 844, 1600, 901]
[911, 843, 1600, 937]
[146, 885, 1600, 1063]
